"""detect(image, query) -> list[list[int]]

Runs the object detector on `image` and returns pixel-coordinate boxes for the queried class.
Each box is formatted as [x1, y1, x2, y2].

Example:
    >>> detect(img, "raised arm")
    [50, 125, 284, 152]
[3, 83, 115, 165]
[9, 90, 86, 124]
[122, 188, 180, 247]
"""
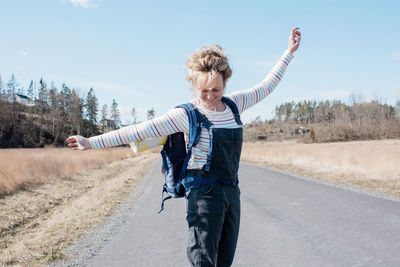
[67, 107, 189, 150]
[227, 27, 301, 114]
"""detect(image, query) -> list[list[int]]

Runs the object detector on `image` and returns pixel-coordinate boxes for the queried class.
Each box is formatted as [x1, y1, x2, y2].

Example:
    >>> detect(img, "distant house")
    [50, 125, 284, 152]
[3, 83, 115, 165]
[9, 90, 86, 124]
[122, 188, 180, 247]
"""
[16, 94, 34, 106]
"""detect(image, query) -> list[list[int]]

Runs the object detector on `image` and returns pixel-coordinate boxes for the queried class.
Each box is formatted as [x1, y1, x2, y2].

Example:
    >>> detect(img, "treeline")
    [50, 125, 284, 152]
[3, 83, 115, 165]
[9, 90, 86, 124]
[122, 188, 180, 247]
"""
[0, 74, 126, 148]
[246, 97, 400, 142]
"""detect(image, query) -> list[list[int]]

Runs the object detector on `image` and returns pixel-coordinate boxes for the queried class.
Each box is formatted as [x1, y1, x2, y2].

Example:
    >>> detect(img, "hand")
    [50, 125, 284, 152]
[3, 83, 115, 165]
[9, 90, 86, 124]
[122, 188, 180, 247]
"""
[288, 27, 301, 54]
[66, 135, 92, 151]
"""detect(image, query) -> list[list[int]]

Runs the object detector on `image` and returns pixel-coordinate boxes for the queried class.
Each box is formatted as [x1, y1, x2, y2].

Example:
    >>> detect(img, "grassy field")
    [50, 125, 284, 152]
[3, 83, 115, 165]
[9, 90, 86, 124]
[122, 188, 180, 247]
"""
[0, 147, 136, 195]
[241, 139, 400, 197]
[0, 147, 159, 266]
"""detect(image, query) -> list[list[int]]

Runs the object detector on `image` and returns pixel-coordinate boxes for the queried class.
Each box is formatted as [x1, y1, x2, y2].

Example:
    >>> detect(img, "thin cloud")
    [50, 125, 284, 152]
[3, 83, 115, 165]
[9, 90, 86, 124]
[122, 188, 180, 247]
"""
[17, 50, 28, 57]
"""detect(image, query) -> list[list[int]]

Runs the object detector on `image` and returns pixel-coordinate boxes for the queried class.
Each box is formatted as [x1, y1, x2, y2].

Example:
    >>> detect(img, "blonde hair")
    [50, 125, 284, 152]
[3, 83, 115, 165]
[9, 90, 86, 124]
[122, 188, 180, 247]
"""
[185, 44, 232, 96]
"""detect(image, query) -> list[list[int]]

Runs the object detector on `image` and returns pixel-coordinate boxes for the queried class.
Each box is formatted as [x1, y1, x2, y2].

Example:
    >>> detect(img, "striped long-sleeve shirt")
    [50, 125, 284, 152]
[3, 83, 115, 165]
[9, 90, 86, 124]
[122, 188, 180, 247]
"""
[90, 50, 294, 169]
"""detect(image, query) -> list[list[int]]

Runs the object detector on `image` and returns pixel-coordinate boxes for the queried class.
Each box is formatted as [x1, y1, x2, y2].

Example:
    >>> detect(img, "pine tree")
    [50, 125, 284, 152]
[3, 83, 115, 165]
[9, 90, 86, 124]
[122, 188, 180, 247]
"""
[37, 78, 50, 108]
[101, 104, 108, 132]
[69, 89, 84, 135]
[6, 75, 18, 146]
[59, 83, 72, 140]
[147, 107, 155, 120]
[85, 87, 99, 136]
[0, 75, 5, 100]
[110, 99, 121, 130]
[37, 77, 50, 145]
[26, 80, 35, 102]
[7, 74, 18, 102]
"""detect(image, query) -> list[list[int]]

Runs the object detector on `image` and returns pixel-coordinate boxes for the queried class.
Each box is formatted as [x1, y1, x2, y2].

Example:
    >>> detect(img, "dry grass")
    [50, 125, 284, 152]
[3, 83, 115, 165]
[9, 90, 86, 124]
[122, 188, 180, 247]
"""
[0, 147, 135, 195]
[241, 139, 400, 197]
[0, 148, 159, 266]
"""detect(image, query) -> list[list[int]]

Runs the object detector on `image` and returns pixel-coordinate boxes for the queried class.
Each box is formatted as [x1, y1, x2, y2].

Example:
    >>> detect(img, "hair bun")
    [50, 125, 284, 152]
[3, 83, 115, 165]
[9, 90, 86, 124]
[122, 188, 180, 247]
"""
[185, 44, 232, 94]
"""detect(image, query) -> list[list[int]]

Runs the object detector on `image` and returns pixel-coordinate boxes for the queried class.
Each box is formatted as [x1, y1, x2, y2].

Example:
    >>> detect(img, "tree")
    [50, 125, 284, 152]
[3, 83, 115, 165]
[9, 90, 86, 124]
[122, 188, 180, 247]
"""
[100, 104, 108, 132]
[110, 99, 121, 130]
[304, 100, 317, 123]
[26, 80, 35, 101]
[59, 83, 72, 139]
[36, 78, 50, 145]
[147, 107, 155, 120]
[284, 102, 294, 122]
[7, 74, 18, 102]
[6, 75, 18, 146]
[85, 87, 99, 135]
[69, 89, 84, 135]
[0, 75, 5, 100]
[38, 78, 49, 105]
[274, 104, 284, 122]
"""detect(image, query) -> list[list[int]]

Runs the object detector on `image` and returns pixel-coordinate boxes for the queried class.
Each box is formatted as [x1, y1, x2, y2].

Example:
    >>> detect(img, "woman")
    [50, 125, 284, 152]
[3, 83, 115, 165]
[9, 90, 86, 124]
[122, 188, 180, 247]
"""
[67, 27, 301, 267]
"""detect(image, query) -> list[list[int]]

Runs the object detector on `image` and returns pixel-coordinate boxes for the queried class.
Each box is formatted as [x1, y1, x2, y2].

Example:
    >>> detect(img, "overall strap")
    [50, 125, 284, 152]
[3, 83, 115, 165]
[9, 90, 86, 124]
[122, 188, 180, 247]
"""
[221, 96, 242, 126]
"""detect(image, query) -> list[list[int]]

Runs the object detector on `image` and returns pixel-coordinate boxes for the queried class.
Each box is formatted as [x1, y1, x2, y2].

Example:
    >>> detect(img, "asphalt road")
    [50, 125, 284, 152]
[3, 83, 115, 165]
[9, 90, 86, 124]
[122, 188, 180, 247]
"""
[59, 162, 400, 267]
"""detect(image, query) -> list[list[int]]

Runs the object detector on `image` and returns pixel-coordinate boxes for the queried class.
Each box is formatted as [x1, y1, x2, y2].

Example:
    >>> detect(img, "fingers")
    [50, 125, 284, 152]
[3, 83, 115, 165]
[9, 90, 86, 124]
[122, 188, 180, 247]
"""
[291, 27, 300, 34]
[290, 27, 301, 37]
[66, 135, 79, 150]
[288, 27, 301, 54]
[66, 135, 88, 151]
[66, 137, 76, 143]
[66, 135, 78, 143]
[289, 28, 301, 46]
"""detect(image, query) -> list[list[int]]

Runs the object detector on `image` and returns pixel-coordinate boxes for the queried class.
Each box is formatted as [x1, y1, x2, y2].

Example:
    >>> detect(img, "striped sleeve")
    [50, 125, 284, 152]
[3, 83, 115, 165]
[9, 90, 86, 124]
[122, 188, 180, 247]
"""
[89, 107, 188, 149]
[227, 50, 294, 114]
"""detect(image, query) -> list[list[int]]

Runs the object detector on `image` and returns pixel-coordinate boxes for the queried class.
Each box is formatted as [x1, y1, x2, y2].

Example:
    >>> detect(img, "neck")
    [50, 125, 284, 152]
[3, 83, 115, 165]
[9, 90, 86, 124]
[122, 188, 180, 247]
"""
[198, 99, 225, 112]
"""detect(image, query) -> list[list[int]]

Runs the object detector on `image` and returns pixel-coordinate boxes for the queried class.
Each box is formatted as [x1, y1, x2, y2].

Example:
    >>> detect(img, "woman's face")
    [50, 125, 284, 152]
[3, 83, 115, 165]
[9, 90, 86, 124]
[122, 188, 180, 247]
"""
[196, 73, 225, 110]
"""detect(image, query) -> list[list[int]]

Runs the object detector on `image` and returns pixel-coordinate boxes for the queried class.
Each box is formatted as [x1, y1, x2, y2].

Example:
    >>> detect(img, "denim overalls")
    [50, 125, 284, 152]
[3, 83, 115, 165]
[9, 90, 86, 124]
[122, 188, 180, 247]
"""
[183, 110, 243, 267]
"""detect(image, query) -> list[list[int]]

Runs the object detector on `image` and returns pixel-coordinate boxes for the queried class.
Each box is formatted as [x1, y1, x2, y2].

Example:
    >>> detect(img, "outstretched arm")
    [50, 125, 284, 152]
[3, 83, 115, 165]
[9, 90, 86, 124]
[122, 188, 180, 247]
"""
[67, 108, 189, 150]
[227, 27, 301, 114]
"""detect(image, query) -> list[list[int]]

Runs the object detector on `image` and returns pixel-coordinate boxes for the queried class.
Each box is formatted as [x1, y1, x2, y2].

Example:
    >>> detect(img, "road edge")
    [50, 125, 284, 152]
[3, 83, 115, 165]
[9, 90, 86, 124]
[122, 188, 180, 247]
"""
[240, 161, 400, 203]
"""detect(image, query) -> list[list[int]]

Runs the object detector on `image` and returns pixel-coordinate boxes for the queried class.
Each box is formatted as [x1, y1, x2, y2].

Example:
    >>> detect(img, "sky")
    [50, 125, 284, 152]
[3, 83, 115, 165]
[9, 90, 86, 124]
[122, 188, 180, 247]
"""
[1, 0, 399, 124]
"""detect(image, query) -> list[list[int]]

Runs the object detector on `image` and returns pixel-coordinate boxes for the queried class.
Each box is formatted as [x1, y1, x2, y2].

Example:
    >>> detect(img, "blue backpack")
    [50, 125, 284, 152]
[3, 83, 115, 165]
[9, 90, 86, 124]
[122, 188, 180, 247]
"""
[159, 97, 240, 212]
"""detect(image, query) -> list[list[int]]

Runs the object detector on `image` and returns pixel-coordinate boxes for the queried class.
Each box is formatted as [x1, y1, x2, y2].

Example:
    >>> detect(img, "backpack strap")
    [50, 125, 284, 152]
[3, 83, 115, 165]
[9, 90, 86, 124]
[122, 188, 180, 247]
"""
[175, 103, 202, 179]
[158, 103, 202, 213]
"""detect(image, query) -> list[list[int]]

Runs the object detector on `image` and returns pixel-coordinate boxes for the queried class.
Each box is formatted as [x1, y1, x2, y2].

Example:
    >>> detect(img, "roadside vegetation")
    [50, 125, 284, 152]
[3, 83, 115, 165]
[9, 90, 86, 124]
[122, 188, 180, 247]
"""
[242, 139, 400, 198]
[0, 147, 135, 195]
[0, 148, 158, 266]
[245, 97, 400, 143]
